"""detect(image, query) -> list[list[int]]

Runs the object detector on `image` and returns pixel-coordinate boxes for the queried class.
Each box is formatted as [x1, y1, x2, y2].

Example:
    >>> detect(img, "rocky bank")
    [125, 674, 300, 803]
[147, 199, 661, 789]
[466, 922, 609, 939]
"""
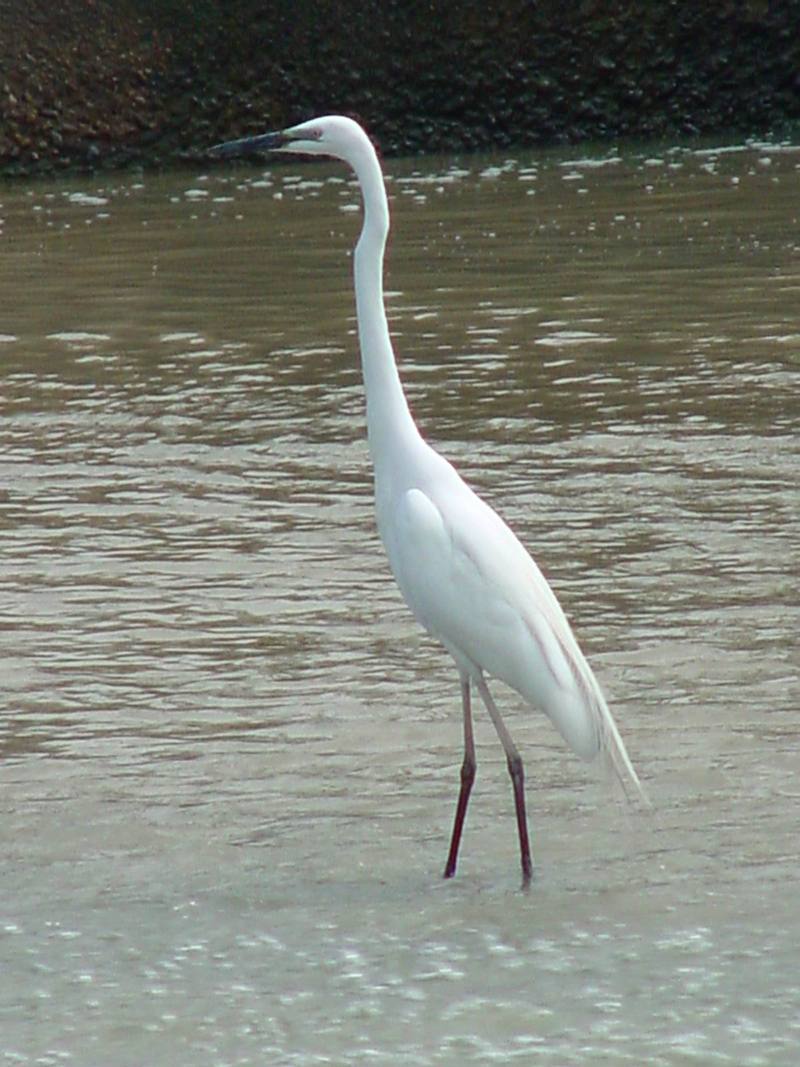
[1, 0, 799, 176]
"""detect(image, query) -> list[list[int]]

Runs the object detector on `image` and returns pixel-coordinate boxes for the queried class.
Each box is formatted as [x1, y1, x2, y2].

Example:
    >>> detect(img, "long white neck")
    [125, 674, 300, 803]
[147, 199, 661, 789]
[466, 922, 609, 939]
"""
[350, 146, 419, 467]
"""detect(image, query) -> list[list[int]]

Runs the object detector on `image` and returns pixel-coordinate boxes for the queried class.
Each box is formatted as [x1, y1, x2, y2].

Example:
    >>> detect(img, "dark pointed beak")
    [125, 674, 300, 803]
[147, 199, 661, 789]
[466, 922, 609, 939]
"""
[209, 130, 288, 159]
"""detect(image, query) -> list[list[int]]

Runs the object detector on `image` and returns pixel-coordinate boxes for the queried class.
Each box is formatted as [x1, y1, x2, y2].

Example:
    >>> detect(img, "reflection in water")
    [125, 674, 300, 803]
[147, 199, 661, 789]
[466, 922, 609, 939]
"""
[1, 139, 798, 1064]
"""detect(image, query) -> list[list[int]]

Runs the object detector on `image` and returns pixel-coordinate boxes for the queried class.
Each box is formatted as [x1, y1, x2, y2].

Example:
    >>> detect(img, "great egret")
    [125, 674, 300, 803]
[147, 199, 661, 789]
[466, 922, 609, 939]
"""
[212, 116, 648, 887]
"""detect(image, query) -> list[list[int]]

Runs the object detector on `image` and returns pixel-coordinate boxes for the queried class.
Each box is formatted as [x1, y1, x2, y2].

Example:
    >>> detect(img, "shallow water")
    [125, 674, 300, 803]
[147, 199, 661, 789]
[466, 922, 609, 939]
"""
[1, 138, 799, 1064]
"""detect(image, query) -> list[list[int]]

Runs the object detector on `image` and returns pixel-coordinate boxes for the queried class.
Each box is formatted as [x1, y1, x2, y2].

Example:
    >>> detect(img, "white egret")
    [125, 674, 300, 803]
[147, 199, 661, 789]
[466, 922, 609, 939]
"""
[212, 116, 648, 887]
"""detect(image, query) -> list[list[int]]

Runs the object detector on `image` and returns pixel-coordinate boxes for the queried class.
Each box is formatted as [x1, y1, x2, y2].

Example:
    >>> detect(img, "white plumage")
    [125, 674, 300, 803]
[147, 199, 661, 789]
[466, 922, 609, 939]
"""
[212, 114, 648, 886]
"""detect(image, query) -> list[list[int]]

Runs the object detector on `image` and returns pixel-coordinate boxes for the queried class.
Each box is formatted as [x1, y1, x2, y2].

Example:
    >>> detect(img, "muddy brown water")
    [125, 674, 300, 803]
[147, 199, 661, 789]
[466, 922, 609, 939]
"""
[1, 139, 798, 1064]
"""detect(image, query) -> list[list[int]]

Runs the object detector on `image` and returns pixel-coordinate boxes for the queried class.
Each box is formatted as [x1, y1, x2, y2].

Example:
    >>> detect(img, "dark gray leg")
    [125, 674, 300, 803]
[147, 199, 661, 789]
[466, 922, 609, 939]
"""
[443, 675, 476, 879]
[475, 673, 533, 889]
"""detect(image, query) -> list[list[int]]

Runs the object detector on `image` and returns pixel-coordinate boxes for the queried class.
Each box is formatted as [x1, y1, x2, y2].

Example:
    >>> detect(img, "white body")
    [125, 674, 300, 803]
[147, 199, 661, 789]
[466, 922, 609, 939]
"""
[377, 445, 603, 758]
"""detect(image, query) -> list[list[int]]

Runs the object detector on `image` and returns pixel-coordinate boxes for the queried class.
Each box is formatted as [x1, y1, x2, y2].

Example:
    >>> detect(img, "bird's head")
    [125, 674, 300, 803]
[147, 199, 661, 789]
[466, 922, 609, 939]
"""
[210, 115, 372, 167]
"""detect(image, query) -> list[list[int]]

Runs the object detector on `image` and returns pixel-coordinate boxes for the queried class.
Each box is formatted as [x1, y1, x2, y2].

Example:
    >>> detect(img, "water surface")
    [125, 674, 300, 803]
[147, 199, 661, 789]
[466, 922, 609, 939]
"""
[1, 139, 799, 1064]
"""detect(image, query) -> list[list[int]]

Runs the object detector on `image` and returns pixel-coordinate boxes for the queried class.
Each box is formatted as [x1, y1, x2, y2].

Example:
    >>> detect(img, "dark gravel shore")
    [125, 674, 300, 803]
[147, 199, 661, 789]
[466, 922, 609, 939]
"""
[2, 0, 799, 176]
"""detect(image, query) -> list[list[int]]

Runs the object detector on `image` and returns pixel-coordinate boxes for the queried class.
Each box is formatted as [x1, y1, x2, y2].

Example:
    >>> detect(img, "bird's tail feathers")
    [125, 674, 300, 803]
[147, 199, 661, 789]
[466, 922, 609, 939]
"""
[591, 678, 651, 810]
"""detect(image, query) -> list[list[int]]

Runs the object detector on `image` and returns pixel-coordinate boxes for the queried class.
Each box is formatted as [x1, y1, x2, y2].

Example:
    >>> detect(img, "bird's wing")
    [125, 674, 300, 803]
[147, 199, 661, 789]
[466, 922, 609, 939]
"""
[384, 477, 648, 802]
[387, 481, 592, 731]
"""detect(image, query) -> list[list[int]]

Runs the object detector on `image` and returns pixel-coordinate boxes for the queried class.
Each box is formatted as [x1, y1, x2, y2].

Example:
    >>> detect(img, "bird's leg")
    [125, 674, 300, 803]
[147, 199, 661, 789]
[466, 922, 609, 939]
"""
[443, 676, 476, 879]
[475, 674, 533, 889]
